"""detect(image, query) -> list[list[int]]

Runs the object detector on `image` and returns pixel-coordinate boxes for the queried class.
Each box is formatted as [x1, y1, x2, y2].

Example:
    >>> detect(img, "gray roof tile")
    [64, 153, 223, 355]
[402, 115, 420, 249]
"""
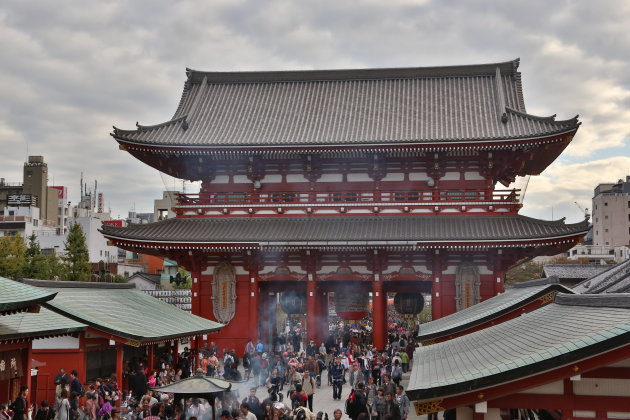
[0, 276, 57, 315]
[100, 215, 589, 245]
[418, 276, 572, 340]
[0, 307, 85, 341]
[112, 60, 579, 147]
[20, 279, 222, 343]
[543, 264, 610, 281]
[408, 293, 630, 401]
[573, 259, 630, 293]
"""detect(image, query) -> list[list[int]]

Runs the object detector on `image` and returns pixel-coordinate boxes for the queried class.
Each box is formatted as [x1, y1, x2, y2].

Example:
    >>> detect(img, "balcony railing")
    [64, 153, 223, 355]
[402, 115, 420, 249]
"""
[174, 189, 520, 216]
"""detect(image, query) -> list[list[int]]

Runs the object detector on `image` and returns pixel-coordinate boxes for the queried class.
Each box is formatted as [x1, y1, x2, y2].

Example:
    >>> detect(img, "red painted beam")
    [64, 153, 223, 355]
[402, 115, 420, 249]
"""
[428, 343, 630, 410]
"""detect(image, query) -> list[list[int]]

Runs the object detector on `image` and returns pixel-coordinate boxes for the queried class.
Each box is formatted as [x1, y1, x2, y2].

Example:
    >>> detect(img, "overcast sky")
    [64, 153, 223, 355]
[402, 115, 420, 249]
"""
[1, 0, 629, 222]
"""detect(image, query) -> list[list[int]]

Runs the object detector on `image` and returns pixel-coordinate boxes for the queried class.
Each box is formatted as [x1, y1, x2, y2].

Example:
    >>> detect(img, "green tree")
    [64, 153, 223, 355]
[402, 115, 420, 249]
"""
[505, 260, 544, 285]
[63, 223, 91, 281]
[22, 234, 51, 279]
[0, 234, 26, 279]
[47, 250, 64, 281]
[174, 266, 192, 289]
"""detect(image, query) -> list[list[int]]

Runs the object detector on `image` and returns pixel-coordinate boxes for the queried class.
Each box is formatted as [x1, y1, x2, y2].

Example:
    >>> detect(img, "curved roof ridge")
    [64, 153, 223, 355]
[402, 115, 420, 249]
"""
[555, 292, 630, 308]
[184, 59, 521, 84]
[506, 107, 580, 125]
[113, 115, 188, 135]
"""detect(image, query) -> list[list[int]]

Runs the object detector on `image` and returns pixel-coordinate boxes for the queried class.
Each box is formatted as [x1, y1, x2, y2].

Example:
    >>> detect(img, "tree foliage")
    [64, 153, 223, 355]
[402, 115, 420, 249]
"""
[0, 234, 26, 279]
[63, 223, 91, 281]
[22, 234, 52, 279]
[505, 260, 544, 285]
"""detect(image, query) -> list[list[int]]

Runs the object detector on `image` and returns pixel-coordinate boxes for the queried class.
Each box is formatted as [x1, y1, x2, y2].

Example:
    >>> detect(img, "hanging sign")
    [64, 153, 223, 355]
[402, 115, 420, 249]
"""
[0, 350, 22, 381]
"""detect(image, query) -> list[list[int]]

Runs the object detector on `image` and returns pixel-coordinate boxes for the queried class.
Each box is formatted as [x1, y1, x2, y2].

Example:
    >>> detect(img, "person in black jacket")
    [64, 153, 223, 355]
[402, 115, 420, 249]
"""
[330, 357, 344, 400]
[34, 401, 55, 420]
[12, 386, 29, 420]
[383, 392, 401, 420]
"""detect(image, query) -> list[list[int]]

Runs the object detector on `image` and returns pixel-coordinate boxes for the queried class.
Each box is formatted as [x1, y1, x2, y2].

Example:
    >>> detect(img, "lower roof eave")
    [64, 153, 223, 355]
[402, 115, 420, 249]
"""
[407, 332, 630, 404]
[104, 235, 587, 251]
[113, 128, 578, 153]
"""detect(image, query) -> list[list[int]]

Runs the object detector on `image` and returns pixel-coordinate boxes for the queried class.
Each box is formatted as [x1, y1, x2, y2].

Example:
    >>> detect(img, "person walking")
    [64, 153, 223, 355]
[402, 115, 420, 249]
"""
[330, 357, 345, 401]
[394, 386, 410, 420]
[383, 392, 401, 420]
[301, 370, 315, 412]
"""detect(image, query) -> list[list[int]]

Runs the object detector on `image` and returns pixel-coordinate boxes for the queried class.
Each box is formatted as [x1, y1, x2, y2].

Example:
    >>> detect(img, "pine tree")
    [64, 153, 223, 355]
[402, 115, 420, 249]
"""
[63, 222, 91, 281]
[22, 234, 51, 279]
[47, 250, 64, 281]
[0, 234, 26, 279]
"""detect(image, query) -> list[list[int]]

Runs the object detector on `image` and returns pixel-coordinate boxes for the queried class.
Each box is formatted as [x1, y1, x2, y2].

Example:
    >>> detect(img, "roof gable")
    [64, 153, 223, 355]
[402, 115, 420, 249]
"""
[112, 59, 579, 148]
[19, 279, 222, 343]
[0, 276, 57, 315]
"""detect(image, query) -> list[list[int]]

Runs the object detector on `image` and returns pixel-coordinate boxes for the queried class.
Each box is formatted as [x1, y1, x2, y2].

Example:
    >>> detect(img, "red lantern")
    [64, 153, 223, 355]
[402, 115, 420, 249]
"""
[334, 291, 369, 320]
[393, 293, 425, 315]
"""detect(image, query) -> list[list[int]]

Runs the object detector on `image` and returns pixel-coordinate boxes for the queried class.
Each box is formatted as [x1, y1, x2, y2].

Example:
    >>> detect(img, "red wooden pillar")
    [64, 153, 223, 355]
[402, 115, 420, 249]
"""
[306, 277, 318, 344]
[493, 249, 505, 295]
[432, 249, 443, 320]
[249, 275, 259, 342]
[115, 343, 124, 407]
[21, 345, 33, 390]
[319, 290, 329, 344]
[191, 266, 202, 316]
[372, 278, 386, 350]
[172, 340, 179, 367]
[147, 344, 154, 371]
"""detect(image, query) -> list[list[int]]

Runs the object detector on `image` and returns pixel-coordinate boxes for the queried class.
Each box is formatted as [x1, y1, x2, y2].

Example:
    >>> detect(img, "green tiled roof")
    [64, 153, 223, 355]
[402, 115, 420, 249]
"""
[0, 307, 86, 341]
[407, 293, 630, 402]
[0, 276, 57, 315]
[418, 277, 571, 340]
[20, 279, 223, 343]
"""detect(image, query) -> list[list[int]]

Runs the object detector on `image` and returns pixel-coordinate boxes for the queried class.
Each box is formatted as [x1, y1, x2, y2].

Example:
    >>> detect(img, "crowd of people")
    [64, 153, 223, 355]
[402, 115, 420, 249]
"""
[5, 319, 422, 420]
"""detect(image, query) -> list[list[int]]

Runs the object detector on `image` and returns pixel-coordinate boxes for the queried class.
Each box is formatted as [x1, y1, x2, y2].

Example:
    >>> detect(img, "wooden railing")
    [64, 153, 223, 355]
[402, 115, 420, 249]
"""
[176, 189, 520, 207]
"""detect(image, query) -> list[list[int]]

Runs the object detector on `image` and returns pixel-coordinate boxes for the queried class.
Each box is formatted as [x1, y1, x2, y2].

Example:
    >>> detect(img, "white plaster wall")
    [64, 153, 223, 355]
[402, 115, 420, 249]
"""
[233, 175, 250, 183]
[442, 172, 461, 180]
[409, 173, 429, 181]
[465, 171, 485, 180]
[518, 380, 563, 395]
[347, 173, 372, 182]
[286, 174, 309, 183]
[261, 175, 282, 183]
[381, 173, 405, 182]
[32, 336, 80, 349]
[319, 174, 343, 182]
[573, 378, 630, 396]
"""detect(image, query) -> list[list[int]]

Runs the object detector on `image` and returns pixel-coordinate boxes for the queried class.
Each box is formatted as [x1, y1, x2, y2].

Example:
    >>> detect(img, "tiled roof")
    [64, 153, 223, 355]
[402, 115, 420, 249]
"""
[19, 279, 222, 343]
[0, 307, 86, 341]
[573, 259, 630, 293]
[112, 59, 579, 148]
[129, 273, 162, 285]
[543, 264, 610, 280]
[151, 372, 231, 394]
[407, 293, 630, 402]
[0, 276, 57, 315]
[417, 277, 572, 340]
[100, 215, 589, 246]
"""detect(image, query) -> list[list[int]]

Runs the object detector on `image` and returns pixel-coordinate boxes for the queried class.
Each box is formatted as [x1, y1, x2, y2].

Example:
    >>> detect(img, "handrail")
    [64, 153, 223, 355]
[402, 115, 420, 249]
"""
[175, 189, 521, 206]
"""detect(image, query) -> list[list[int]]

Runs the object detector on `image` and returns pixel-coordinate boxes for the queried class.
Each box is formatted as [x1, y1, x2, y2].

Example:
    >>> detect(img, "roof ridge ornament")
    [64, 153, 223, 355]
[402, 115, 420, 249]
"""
[495, 67, 508, 124]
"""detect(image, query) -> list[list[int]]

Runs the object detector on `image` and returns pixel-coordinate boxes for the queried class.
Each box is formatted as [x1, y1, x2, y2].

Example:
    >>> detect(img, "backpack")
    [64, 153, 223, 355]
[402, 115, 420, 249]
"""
[344, 390, 356, 416]
[392, 366, 402, 381]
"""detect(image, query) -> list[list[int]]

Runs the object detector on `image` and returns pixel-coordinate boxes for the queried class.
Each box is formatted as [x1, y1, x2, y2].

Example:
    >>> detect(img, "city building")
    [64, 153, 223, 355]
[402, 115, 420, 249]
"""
[101, 59, 588, 351]
[592, 176, 630, 247]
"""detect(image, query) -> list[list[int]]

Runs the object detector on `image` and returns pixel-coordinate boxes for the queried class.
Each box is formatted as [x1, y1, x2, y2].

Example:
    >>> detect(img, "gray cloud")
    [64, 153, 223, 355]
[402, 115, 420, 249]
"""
[0, 0, 628, 221]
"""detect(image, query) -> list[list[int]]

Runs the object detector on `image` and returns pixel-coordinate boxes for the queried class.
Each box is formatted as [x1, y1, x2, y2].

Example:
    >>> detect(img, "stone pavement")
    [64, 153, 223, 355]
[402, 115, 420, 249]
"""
[229, 369, 438, 420]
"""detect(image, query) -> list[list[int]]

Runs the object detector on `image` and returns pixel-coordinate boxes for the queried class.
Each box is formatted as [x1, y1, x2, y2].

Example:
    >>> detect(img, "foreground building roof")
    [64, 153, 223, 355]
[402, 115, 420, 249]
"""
[0, 307, 86, 343]
[112, 59, 579, 149]
[0, 276, 57, 315]
[573, 259, 630, 293]
[407, 293, 630, 405]
[543, 264, 610, 284]
[417, 276, 572, 343]
[100, 214, 589, 250]
[19, 279, 223, 345]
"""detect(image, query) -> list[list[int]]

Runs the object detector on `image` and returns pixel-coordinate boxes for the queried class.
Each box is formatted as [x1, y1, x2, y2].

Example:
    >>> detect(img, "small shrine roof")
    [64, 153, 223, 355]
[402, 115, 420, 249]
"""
[543, 264, 610, 282]
[0, 307, 86, 342]
[407, 293, 630, 402]
[100, 215, 589, 248]
[150, 371, 231, 395]
[19, 279, 223, 344]
[573, 259, 630, 294]
[0, 276, 57, 315]
[417, 276, 572, 341]
[112, 59, 579, 149]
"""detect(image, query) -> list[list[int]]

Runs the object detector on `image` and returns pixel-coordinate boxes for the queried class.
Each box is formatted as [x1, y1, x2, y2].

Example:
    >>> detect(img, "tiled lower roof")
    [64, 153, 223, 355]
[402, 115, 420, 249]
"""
[543, 264, 610, 281]
[20, 279, 222, 344]
[417, 277, 571, 340]
[573, 259, 630, 294]
[100, 215, 589, 246]
[0, 307, 86, 341]
[0, 276, 56, 315]
[407, 293, 630, 401]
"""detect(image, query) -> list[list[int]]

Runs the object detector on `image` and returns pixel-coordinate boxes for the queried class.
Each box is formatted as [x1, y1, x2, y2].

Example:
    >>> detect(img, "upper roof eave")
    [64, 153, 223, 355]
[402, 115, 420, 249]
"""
[184, 59, 521, 84]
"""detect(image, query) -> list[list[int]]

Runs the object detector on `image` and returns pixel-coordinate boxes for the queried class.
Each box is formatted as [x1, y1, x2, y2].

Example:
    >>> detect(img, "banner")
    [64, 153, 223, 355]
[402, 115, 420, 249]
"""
[0, 350, 22, 381]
